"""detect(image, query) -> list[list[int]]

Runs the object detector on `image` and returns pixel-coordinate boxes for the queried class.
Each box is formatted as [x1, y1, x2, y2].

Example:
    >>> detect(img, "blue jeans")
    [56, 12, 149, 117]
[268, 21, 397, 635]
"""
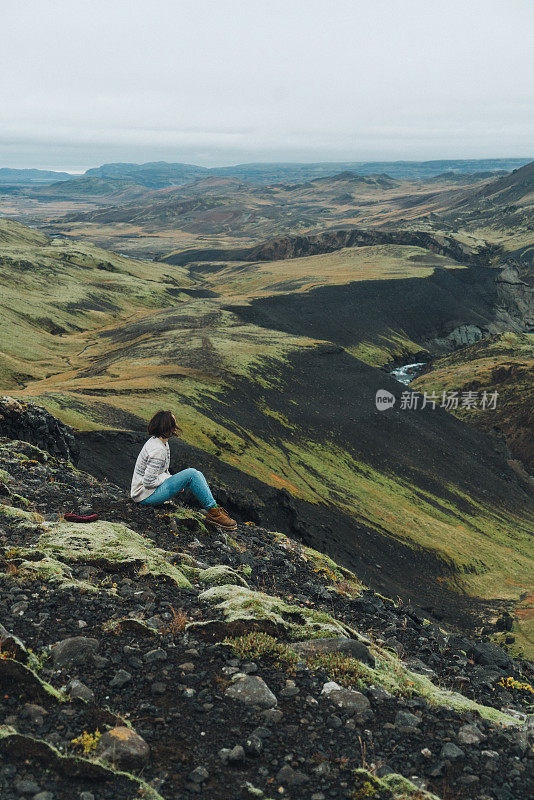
[139, 468, 217, 508]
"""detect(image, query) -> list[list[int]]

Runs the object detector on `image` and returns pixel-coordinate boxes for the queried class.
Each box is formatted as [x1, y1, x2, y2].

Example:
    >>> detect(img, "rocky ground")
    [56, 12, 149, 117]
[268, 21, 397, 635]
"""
[0, 416, 533, 800]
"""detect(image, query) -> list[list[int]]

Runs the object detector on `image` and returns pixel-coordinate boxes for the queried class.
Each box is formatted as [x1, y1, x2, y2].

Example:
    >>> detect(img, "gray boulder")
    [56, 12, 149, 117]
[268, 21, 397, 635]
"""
[395, 710, 421, 728]
[441, 742, 465, 761]
[51, 637, 99, 668]
[289, 636, 375, 667]
[67, 679, 94, 702]
[225, 675, 277, 709]
[276, 764, 310, 787]
[458, 724, 484, 745]
[320, 681, 370, 712]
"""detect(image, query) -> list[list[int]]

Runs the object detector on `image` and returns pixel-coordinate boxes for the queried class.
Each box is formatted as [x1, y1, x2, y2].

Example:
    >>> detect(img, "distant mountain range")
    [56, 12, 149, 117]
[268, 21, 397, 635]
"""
[52, 169, 481, 238]
[1, 157, 532, 188]
[0, 167, 72, 183]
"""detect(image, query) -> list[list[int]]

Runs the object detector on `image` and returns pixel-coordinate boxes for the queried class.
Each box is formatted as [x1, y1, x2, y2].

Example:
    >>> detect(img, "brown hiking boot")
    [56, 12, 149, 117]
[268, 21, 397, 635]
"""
[205, 505, 237, 531]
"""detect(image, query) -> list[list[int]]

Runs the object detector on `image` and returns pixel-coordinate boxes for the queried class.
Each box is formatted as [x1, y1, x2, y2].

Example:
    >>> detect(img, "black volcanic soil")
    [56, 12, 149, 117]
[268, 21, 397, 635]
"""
[0, 433, 533, 800]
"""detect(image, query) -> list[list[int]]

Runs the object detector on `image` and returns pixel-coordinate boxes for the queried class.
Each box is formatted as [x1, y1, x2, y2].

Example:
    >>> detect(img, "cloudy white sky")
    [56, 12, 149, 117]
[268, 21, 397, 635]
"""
[1, 0, 533, 170]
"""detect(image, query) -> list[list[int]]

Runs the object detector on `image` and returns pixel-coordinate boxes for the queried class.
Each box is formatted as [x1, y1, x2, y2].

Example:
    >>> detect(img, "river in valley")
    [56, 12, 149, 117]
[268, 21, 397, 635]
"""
[389, 361, 427, 385]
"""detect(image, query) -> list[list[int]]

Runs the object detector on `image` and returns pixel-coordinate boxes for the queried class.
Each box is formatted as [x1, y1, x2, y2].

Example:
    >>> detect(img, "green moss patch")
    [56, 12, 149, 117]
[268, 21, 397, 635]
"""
[351, 768, 441, 800]
[0, 502, 43, 527]
[199, 565, 249, 587]
[37, 520, 192, 587]
[198, 584, 355, 640]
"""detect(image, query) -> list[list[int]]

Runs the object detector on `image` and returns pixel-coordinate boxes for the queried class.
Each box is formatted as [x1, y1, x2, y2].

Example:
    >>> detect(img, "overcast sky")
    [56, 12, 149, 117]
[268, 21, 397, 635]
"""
[1, 0, 533, 171]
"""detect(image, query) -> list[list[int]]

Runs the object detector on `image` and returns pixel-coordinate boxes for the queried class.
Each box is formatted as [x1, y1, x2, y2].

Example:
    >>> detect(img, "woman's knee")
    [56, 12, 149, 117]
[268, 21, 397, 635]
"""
[182, 467, 203, 481]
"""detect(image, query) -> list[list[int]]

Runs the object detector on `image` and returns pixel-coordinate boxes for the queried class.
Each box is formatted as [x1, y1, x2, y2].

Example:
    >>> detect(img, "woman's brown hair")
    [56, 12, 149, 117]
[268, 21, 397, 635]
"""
[147, 410, 181, 438]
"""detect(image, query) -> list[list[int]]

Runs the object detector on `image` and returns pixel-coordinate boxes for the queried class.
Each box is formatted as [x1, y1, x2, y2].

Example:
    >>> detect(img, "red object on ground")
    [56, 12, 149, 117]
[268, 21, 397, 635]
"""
[63, 513, 99, 523]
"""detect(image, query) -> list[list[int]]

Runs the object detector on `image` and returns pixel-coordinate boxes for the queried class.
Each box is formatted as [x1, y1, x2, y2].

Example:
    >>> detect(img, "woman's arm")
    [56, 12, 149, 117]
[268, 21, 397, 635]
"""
[142, 451, 171, 489]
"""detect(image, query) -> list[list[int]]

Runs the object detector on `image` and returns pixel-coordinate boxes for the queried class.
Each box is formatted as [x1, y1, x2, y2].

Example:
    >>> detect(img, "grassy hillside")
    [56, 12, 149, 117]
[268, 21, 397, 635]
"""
[411, 333, 534, 656]
[1, 218, 533, 657]
[0, 218, 193, 387]
[441, 160, 534, 277]
[412, 332, 534, 470]
[182, 243, 465, 301]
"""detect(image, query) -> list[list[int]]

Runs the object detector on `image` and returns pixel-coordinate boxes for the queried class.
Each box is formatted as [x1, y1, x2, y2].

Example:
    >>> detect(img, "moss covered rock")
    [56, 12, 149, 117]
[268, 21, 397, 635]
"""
[351, 768, 442, 799]
[0, 724, 165, 799]
[198, 565, 249, 587]
[18, 555, 100, 592]
[0, 503, 42, 528]
[381, 773, 441, 799]
[198, 584, 354, 640]
[37, 520, 191, 587]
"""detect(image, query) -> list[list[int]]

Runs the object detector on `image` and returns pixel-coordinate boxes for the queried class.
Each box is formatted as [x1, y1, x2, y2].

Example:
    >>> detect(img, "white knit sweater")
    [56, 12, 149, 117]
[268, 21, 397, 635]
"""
[130, 437, 171, 502]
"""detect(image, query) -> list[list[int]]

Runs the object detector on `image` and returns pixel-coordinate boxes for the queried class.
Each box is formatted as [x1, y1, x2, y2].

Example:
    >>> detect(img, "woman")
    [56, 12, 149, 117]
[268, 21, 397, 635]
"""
[131, 410, 237, 532]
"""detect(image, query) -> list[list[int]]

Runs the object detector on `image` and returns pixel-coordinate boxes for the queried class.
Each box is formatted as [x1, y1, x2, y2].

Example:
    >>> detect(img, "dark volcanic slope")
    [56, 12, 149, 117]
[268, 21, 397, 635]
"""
[229, 268, 507, 355]
[77, 344, 534, 627]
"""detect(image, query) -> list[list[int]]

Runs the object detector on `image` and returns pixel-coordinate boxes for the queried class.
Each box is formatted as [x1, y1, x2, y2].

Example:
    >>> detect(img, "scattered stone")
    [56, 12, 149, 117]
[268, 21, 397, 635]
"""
[145, 647, 167, 663]
[219, 745, 246, 765]
[22, 703, 47, 725]
[225, 675, 277, 708]
[320, 681, 370, 712]
[97, 726, 150, 768]
[67, 679, 94, 702]
[405, 657, 436, 678]
[440, 742, 465, 760]
[276, 764, 310, 787]
[244, 734, 263, 756]
[189, 766, 209, 783]
[280, 678, 300, 697]
[262, 708, 283, 723]
[51, 636, 99, 668]
[458, 723, 484, 745]
[394, 710, 421, 728]
[368, 685, 393, 702]
[109, 669, 132, 688]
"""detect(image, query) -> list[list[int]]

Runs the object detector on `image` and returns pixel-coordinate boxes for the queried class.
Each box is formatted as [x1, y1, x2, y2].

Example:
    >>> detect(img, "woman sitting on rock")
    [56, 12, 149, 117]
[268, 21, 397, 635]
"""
[131, 410, 237, 531]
